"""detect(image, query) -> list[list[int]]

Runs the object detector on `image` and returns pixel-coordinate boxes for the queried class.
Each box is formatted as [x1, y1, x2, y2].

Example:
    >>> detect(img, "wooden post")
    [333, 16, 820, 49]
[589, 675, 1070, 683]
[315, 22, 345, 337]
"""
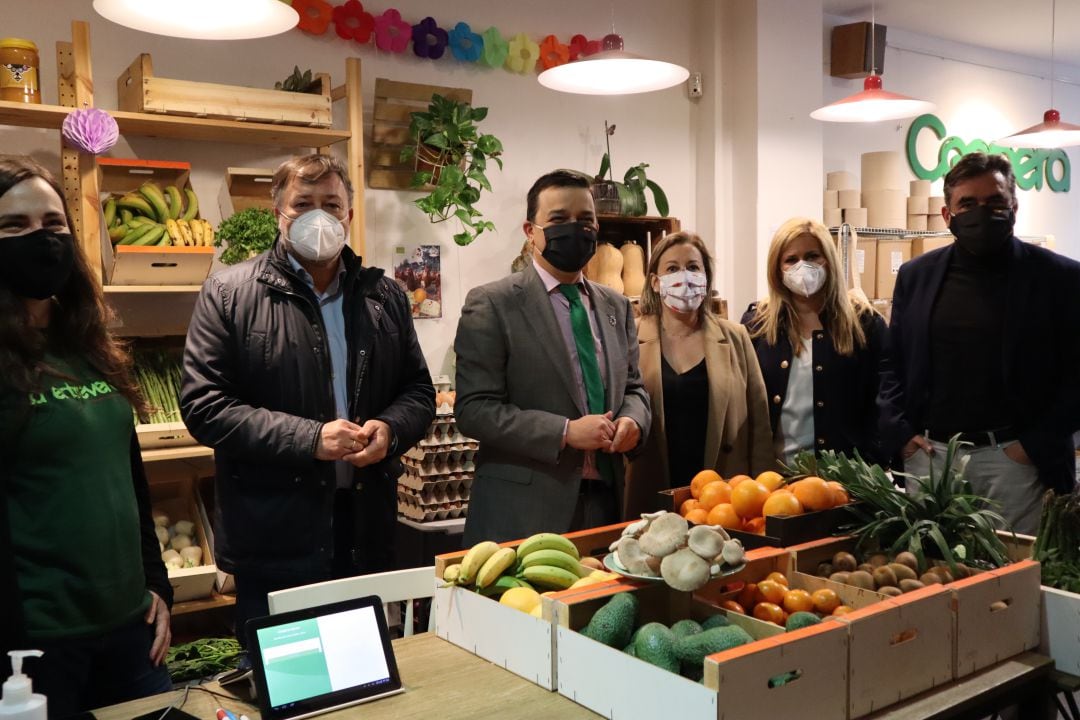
[345, 57, 365, 258]
[57, 20, 103, 283]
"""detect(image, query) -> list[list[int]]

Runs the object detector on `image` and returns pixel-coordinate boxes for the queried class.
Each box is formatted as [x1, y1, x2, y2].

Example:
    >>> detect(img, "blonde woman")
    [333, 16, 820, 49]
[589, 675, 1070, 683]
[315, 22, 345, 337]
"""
[624, 232, 774, 518]
[742, 217, 889, 466]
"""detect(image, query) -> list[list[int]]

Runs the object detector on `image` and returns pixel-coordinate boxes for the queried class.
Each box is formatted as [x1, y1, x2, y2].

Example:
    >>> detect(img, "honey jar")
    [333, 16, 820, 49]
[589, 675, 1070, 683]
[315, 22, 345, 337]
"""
[0, 38, 41, 104]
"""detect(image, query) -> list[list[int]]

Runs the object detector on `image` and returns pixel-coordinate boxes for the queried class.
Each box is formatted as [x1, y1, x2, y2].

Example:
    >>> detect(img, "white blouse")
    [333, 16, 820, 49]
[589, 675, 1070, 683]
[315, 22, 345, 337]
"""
[779, 337, 815, 464]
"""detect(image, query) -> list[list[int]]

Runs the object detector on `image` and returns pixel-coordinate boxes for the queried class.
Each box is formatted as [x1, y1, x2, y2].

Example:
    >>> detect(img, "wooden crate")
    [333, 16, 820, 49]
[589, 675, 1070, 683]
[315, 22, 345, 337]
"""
[368, 78, 472, 190]
[136, 420, 195, 450]
[218, 166, 275, 218]
[149, 473, 217, 603]
[117, 53, 332, 127]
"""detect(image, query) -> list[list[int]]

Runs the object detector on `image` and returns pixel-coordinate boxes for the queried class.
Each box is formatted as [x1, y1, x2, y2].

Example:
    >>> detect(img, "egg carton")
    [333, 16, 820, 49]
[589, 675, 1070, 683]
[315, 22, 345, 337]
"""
[401, 450, 477, 476]
[396, 478, 470, 505]
[417, 420, 476, 448]
[398, 468, 474, 492]
[397, 497, 467, 522]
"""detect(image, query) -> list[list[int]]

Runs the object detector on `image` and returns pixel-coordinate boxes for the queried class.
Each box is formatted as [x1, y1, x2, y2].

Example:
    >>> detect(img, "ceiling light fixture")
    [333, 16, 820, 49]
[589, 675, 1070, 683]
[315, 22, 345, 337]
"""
[537, 4, 688, 95]
[811, 2, 935, 123]
[998, 0, 1080, 148]
[93, 0, 299, 41]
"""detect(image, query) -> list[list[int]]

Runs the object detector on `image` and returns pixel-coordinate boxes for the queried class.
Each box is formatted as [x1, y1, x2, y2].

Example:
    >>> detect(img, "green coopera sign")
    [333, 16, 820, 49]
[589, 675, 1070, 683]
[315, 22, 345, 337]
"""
[906, 113, 1070, 192]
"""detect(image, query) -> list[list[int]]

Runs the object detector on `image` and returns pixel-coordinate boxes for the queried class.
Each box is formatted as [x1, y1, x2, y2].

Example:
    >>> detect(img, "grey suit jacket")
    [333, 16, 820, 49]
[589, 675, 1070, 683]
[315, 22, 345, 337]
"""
[454, 263, 651, 543]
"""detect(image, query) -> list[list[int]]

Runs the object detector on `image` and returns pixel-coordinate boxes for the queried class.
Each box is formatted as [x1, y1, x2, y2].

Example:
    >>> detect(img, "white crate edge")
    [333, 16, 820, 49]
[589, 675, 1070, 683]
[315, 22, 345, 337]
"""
[1041, 585, 1080, 675]
[433, 586, 556, 690]
[556, 625, 716, 719]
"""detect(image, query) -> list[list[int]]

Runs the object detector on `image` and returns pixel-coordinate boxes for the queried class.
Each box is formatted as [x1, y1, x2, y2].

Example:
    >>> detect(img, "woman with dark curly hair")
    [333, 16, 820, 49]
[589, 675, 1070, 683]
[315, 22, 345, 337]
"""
[0, 156, 173, 717]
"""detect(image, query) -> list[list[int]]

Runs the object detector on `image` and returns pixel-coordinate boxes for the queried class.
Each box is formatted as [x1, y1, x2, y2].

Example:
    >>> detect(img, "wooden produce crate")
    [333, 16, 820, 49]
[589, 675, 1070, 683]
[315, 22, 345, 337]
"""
[217, 167, 274, 218]
[118, 53, 332, 127]
[98, 158, 213, 285]
[551, 578, 850, 720]
[660, 485, 856, 549]
[135, 420, 195, 450]
[149, 473, 217, 603]
[194, 482, 234, 594]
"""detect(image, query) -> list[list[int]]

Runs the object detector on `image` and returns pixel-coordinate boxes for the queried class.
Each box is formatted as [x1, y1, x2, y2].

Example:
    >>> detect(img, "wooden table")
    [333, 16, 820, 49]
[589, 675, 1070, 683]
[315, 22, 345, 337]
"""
[93, 633, 600, 720]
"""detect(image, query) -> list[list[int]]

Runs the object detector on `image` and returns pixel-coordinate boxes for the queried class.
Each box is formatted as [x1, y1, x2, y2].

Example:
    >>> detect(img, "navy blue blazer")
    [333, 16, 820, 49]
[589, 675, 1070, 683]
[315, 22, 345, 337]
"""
[742, 305, 890, 466]
[878, 237, 1080, 493]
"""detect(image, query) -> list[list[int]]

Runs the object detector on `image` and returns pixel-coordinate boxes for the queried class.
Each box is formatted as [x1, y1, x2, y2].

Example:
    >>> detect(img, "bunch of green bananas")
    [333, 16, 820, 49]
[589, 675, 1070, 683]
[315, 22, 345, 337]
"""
[443, 533, 590, 598]
[104, 183, 213, 247]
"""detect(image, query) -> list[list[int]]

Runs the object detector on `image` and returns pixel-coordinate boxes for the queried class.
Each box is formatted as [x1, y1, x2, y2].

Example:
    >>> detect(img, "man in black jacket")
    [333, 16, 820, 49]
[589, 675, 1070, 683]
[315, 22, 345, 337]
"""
[181, 155, 434, 635]
[879, 152, 1080, 534]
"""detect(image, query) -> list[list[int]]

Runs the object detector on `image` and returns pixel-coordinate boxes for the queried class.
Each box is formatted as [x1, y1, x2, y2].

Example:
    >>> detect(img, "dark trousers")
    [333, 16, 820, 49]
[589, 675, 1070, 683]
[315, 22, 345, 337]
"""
[24, 619, 172, 719]
[569, 481, 618, 531]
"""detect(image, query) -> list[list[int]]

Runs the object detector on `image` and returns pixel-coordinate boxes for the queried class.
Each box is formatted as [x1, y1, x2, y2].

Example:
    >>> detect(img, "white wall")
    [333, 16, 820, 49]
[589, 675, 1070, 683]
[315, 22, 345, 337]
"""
[822, 16, 1080, 258]
[4, 0, 697, 375]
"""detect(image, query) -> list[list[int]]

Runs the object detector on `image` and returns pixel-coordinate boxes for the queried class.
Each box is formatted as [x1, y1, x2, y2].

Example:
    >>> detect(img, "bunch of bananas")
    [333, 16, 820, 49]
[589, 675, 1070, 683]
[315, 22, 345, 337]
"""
[104, 182, 214, 248]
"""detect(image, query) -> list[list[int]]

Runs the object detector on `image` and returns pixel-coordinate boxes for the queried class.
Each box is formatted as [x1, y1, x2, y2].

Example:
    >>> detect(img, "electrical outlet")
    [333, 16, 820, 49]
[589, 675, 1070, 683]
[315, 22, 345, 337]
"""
[688, 72, 703, 98]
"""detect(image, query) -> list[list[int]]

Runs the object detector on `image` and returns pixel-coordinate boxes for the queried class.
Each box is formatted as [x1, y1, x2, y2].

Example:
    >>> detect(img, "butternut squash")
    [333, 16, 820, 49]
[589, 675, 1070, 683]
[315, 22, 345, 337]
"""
[620, 243, 646, 296]
[590, 242, 624, 293]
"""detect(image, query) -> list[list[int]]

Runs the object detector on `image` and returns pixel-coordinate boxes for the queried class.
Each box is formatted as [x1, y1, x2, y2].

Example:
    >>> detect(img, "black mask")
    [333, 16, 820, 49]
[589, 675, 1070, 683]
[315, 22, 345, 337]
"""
[949, 205, 1014, 257]
[539, 221, 597, 273]
[1, 229, 75, 299]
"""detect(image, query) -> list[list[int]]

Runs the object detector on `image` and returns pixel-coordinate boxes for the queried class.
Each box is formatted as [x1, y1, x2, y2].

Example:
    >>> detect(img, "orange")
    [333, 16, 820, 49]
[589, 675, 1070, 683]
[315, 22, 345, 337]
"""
[790, 476, 834, 512]
[755, 579, 786, 605]
[756, 470, 785, 492]
[728, 474, 752, 488]
[698, 480, 732, 511]
[744, 517, 767, 535]
[828, 481, 850, 506]
[811, 588, 841, 615]
[736, 582, 758, 610]
[782, 589, 814, 614]
[753, 602, 785, 625]
[706, 503, 742, 530]
[765, 571, 789, 587]
[679, 498, 699, 516]
[832, 605, 855, 616]
[731, 480, 769, 519]
[720, 600, 746, 615]
[762, 490, 803, 517]
[685, 508, 709, 525]
[691, 469, 723, 499]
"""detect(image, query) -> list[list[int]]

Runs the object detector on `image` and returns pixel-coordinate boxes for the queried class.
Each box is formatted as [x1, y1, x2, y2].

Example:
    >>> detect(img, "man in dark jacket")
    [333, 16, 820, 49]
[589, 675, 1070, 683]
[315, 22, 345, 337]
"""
[879, 152, 1080, 534]
[181, 155, 434, 635]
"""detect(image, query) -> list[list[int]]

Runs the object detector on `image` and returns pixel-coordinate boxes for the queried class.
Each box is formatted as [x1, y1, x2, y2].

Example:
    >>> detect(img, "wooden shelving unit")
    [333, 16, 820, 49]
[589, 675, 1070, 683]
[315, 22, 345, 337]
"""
[103, 285, 202, 337]
[171, 591, 236, 617]
[141, 445, 214, 463]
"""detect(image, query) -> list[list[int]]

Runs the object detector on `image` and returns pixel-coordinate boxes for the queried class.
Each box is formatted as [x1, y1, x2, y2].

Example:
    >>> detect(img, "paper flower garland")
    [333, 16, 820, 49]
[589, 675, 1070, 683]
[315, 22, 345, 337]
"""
[448, 22, 483, 63]
[332, 0, 374, 42]
[569, 34, 602, 60]
[412, 16, 448, 60]
[505, 32, 540, 74]
[61, 108, 119, 155]
[293, 0, 333, 35]
[480, 26, 509, 69]
[375, 8, 411, 52]
[539, 34, 570, 70]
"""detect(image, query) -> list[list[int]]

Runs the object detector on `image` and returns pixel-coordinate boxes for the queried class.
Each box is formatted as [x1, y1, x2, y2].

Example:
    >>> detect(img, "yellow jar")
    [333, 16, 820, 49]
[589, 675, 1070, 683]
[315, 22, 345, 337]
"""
[0, 38, 40, 104]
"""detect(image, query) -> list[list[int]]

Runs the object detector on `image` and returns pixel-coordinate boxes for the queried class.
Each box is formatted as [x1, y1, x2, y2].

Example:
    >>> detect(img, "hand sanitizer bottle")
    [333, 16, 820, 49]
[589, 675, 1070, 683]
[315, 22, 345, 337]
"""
[0, 651, 46, 719]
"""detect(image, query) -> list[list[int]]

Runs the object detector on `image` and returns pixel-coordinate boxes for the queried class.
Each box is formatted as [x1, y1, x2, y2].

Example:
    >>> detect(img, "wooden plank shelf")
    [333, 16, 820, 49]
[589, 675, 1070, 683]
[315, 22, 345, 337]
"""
[171, 591, 235, 617]
[141, 445, 214, 463]
[103, 285, 201, 337]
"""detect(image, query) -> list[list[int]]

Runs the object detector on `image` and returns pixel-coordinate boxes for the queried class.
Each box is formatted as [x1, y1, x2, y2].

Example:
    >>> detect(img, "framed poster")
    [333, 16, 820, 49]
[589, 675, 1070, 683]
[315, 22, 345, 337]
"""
[393, 245, 442, 318]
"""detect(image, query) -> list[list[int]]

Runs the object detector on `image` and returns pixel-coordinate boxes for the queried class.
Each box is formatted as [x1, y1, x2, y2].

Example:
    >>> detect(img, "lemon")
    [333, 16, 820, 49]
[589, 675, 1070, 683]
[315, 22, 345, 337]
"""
[499, 586, 542, 613]
[530, 604, 544, 618]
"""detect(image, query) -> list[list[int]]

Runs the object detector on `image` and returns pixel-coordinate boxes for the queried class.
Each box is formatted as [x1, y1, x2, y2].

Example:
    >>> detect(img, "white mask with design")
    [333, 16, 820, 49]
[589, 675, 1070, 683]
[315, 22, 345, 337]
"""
[782, 261, 826, 297]
[282, 209, 347, 262]
[658, 270, 707, 313]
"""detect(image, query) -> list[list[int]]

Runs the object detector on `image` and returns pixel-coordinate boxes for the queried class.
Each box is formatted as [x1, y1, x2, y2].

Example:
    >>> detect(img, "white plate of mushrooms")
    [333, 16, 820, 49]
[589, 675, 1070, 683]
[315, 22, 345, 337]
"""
[604, 511, 746, 592]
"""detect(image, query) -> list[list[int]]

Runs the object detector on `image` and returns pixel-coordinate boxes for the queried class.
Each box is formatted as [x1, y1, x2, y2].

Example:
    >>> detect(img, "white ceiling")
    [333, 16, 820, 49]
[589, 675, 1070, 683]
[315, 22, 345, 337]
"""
[824, 0, 1080, 68]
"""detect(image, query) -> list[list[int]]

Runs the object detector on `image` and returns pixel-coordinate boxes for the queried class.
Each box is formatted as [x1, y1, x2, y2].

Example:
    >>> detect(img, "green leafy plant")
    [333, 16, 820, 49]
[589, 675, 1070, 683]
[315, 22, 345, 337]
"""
[275, 65, 321, 94]
[592, 121, 669, 217]
[785, 436, 1012, 573]
[166, 637, 243, 682]
[1032, 490, 1080, 592]
[215, 207, 279, 265]
[400, 94, 504, 246]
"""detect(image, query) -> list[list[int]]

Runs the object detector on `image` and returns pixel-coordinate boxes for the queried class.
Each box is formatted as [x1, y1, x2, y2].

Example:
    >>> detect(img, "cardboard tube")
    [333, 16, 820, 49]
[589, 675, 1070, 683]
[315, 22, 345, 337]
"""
[910, 179, 931, 197]
[864, 189, 907, 229]
[927, 214, 948, 232]
[838, 189, 861, 208]
[927, 196, 946, 215]
[827, 171, 858, 191]
[824, 190, 839, 210]
[907, 196, 929, 215]
[843, 207, 868, 226]
[824, 207, 842, 226]
[906, 214, 928, 231]
[861, 151, 905, 192]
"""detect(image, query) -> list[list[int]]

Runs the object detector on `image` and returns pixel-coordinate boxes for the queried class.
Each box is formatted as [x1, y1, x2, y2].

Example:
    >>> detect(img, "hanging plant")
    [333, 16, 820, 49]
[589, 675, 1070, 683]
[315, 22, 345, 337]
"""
[400, 93, 504, 246]
[590, 121, 669, 217]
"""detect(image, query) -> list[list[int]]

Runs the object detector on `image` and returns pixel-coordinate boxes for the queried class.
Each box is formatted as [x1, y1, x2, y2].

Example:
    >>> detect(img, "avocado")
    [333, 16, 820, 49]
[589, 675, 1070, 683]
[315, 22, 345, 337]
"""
[674, 625, 753, 667]
[580, 592, 639, 648]
[700, 613, 730, 631]
[670, 619, 704, 639]
[785, 611, 822, 632]
[633, 622, 679, 673]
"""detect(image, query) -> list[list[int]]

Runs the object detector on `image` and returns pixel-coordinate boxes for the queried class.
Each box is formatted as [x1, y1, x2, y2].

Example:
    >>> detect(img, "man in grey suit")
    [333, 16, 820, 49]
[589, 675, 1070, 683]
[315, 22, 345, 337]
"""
[455, 169, 651, 544]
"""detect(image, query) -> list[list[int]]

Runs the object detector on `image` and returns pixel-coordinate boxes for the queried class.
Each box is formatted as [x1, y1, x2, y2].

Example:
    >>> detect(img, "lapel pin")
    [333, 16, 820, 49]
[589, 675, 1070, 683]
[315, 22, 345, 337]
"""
[608, 315, 617, 326]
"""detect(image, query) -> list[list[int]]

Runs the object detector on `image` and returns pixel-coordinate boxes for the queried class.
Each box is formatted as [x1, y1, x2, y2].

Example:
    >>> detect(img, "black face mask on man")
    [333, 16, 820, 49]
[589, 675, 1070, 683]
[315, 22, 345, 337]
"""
[949, 205, 1015, 256]
[0, 229, 75, 299]
[539, 221, 597, 273]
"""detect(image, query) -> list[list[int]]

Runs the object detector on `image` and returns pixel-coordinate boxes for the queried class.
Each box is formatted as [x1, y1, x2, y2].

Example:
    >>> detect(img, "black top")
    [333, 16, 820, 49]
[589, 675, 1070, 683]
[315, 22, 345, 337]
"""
[662, 355, 709, 488]
[924, 244, 1011, 433]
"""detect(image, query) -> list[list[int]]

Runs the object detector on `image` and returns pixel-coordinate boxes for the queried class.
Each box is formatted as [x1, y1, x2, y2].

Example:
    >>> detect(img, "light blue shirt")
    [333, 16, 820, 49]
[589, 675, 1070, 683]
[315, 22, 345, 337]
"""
[287, 253, 353, 489]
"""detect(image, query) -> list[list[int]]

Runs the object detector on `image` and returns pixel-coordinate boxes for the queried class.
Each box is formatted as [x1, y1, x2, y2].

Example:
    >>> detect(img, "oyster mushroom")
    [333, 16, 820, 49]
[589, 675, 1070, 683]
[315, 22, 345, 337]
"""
[721, 538, 745, 566]
[616, 536, 655, 576]
[660, 548, 711, 592]
[643, 554, 662, 575]
[687, 526, 727, 560]
[639, 512, 689, 557]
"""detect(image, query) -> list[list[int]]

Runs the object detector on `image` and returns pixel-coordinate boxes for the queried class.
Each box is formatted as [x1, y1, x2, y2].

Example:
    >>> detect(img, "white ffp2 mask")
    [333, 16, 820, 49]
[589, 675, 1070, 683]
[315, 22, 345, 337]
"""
[658, 270, 707, 313]
[782, 261, 826, 297]
[283, 209, 347, 262]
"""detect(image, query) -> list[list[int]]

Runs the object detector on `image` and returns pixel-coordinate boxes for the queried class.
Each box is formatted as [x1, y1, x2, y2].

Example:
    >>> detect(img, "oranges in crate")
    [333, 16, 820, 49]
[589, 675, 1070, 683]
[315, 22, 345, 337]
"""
[755, 470, 785, 492]
[789, 476, 833, 512]
[731, 480, 769, 519]
[690, 469, 722, 498]
[762, 490, 803, 517]
[678, 469, 850, 531]
[698, 480, 732, 510]
[706, 503, 742, 530]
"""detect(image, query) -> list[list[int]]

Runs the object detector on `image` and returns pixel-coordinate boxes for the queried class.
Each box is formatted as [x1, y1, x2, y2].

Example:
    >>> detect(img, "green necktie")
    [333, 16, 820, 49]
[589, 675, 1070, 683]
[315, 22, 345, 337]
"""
[558, 283, 615, 485]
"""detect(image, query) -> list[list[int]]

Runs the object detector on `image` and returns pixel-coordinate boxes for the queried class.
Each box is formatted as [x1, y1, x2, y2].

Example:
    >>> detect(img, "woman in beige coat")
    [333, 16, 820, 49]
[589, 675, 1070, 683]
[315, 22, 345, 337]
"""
[624, 231, 774, 519]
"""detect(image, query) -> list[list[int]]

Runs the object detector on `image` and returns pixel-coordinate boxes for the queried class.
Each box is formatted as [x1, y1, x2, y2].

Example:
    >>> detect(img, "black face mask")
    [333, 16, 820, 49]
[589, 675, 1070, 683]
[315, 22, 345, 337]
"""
[949, 205, 1015, 257]
[1, 229, 75, 299]
[539, 221, 597, 273]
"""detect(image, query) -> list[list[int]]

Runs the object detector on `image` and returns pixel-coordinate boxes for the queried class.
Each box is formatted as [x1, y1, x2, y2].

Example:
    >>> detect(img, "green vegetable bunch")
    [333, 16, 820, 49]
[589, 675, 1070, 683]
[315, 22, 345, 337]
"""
[215, 208, 279, 265]
[275, 65, 320, 94]
[166, 637, 244, 682]
[1032, 490, 1080, 592]
[133, 350, 183, 424]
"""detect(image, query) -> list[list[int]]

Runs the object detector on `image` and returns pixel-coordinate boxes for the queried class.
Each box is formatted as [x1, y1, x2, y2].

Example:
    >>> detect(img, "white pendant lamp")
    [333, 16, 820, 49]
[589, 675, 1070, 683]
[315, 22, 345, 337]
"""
[93, 0, 299, 40]
[811, 2, 935, 123]
[998, 0, 1080, 148]
[538, 33, 689, 95]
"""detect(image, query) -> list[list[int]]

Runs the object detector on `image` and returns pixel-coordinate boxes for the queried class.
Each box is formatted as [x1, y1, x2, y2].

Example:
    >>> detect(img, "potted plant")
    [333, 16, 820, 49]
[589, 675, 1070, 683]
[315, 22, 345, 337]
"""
[400, 94, 504, 246]
[591, 121, 669, 218]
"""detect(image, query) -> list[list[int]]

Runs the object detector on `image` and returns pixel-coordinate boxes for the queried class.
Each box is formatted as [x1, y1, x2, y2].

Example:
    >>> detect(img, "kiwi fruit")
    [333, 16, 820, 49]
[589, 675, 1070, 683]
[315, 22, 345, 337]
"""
[879, 586, 903, 597]
[868, 553, 889, 568]
[817, 562, 834, 578]
[832, 552, 857, 573]
[929, 566, 954, 584]
[893, 552, 919, 572]
[829, 571, 851, 584]
[888, 563, 917, 583]
[872, 566, 898, 589]
[857, 563, 875, 574]
[919, 572, 942, 586]
[848, 570, 875, 590]
[899, 579, 925, 593]
[954, 563, 972, 579]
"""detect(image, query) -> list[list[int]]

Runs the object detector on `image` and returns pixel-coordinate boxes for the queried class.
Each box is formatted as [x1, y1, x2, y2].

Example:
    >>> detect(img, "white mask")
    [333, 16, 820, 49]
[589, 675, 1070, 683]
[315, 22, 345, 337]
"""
[782, 261, 827, 297]
[282, 209, 347, 263]
[658, 270, 707, 313]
